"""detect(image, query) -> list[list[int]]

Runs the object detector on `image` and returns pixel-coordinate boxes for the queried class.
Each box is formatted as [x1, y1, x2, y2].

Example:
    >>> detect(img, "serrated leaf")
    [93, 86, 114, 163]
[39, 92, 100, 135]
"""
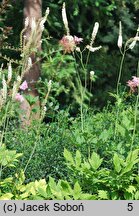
[117, 124, 125, 137]
[73, 182, 81, 199]
[80, 194, 96, 200]
[126, 149, 139, 164]
[135, 191, 139, 200]
[75, 150, 81, 167]
[113, 153, 121, 173]
[89, 152, 103, 170]
[98, 190, 109, 200]
[111, 191, 119, 200]
[64, 149, 74, 164]
[0, 193, 13, 200]
[60, 180, 72, 194]
[126, 186, 136, 193]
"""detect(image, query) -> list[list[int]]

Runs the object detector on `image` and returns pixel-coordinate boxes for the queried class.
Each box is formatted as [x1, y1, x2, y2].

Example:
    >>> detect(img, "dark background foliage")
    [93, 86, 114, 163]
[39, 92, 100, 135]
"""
[0, 0, 139, 107]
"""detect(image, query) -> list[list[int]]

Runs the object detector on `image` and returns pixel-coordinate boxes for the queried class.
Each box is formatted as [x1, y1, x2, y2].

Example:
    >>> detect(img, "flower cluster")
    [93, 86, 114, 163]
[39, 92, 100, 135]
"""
[15, 80, 28, 103]
[127, 76, 139, 92]
[59, 35, 83, 53]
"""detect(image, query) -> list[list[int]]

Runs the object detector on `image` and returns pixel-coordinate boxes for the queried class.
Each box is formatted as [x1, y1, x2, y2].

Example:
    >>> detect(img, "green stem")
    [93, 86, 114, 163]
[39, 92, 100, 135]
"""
[0, 102, 10, 146]
[23, 123, 41, 173]
[73, 51, 84, 132]
[130, 88, 139, 151]
[116, 49, 126, 96]
[114, 49, 126, 139]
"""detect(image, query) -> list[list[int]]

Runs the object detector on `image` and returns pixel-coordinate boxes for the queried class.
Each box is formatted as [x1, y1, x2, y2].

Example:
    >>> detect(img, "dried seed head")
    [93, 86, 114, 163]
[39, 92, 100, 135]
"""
[48, 80, 52, 91]
[0, 63, 3, 72]
[62, 2, 70, 35]
[2, 75, 7, 103]
[28, 57, 32, 68]
[45, 7, 50, 19]
[40, 18, 46, 31]
[31, 17, 36, 31]
[12, 81, 18, 100]
[8, 62, 12, 83]
[118, 21, 123, 49]
[86, 45, 102, 52]
[90, 22, 99, 46]
[0, 95, 4, 109]
[0, 63, 3, 80]
[25, 17, 29, 28]
[17, 76, 21, 82]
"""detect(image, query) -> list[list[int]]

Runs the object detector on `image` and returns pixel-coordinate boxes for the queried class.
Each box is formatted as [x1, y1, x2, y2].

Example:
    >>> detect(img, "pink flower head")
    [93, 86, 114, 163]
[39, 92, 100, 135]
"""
[19, 80, 28, 91]
[15, 93, 24, 102]
[74, 36, 83, 44]
[132, 76, 139, 87]
[127, 76, 139, 92]
[59, 35, 75, 53]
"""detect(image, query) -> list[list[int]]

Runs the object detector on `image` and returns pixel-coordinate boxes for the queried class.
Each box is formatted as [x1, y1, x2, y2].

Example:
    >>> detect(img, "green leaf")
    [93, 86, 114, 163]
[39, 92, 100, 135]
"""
[126, 185, 136, 193]
[75, 150, 81, 167]
[0, 193, 13, 200]
[89, 152, 103, 170]
[60, 180, 72, 194]
[126, 186, 136, 194]
[98, 190, 109, 200]
[80, 194, 96, 200]
[135, 191, 139, 200]
[49, 178, 63, 199]
[64, 149, 74, 164]
[122, 149, 139, 175]
[117, 124, 125, 137]
[113, 153, 121, 173]
[111, 191, 119, 200]
[48, 177, 57, 191]
[73, 182, 81, 199]
[126, 149, 139, 164]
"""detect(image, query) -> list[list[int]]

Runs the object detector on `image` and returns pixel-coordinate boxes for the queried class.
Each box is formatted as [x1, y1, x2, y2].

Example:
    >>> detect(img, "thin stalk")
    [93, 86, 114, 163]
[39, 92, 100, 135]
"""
[114, 48, 126, 138]
[0, 102, 10, 146]
[130, 88, 139, 151]
[23, 123, 41, 173]
[73, 51, 84, 132]
[116, 49, 126, 96]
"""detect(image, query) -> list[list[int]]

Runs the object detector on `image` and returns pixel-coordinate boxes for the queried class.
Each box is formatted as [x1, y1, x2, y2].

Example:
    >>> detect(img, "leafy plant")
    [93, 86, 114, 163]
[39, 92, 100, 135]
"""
[64, 148, 139, 199]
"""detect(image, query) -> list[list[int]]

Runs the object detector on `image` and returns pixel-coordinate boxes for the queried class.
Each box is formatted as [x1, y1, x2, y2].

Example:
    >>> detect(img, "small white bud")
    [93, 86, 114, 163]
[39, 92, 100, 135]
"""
[129, 40, 136, 50]
[90, 71, 95, 81]
[43, 106, 47, 112]
[62, 2, 70, 35]
[75, 47, 81, 52]
[45, 7, 50, 19]
[90, 71, 95, 76]
[117, 21, 123, 49]
[90, 22, 99, 46]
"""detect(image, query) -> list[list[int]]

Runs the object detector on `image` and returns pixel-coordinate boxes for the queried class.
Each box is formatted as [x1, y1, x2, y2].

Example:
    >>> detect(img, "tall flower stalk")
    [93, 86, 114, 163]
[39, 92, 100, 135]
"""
[114, 23, 139, 138]
[130, 62, 139, 151]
